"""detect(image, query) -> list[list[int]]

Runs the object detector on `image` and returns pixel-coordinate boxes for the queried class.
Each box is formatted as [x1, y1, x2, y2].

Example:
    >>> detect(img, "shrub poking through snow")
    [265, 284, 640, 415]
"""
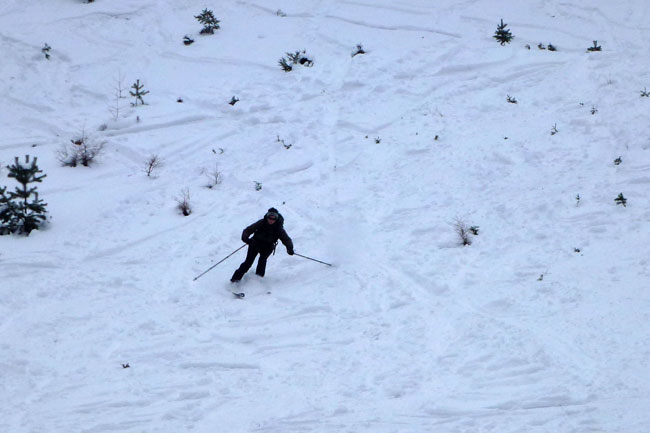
[551, 123, 559, 135]
[278, 50, 313, 71]
[254, 181, 262, 191]
[538, 43, 558, 51]
[614, 156, 622, 165]
[352, 44, 366, 57]
[195, 9, 220, 34]
[277, 136, 292, 149]
[587, 40, 601, 52]
[640, 87, 649, 97]
[130, 79, 149, 106]
[144, 154, 163, 177]
[229, 96, 239, 105]
[203, 164, 222, 188]
[183, 35, 194, 45]
[469, 226, 480, 235]
[453, 218, 473, 246]
[175, 188, 192, 216]
[42, 43, 51, 60]
[493, 19, 514, 45]
[0, 155, 48, 235]
[288, 50, 313, 66]
[507, 95, 517, 104]
[614, 193, 627, 207]
[57, 130, 104, 167]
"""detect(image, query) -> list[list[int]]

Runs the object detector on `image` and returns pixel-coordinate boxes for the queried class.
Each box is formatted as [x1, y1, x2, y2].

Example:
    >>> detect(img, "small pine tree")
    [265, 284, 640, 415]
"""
[493, 19, 514, 45]
[614, 193, 627, 207]
[0, 185, 14, 229]
[278, 57, 293, 72]
[130, 79, 149, 106]
[195, 9, 220, 34]
[1, 155, 48, 235]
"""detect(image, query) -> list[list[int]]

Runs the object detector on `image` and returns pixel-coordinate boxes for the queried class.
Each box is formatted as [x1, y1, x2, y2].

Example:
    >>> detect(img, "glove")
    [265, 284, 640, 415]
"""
[244, 238, 252, 245]
[287, 248, 294, 255]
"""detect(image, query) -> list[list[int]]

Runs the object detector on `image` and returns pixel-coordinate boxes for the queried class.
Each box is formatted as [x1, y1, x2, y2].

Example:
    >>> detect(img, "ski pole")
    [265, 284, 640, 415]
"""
[294, 252, 332, 267]
[193, 244, 247, 281]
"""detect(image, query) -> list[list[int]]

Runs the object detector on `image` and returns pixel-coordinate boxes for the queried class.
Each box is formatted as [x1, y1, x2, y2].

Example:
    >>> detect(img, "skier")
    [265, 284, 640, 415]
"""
[231, 207, 294, 282]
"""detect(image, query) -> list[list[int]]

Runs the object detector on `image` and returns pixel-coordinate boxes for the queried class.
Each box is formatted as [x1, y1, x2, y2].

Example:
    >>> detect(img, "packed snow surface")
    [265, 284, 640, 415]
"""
[1, 0, 649, 432]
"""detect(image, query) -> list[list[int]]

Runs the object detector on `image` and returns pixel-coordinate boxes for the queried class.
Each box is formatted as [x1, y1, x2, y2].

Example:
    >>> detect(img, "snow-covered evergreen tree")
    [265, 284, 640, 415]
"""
[130, 79, 149, 106]
[195, 9, 220, 34]
[493, 19, 514, 45]
[0, 155, 48, 235]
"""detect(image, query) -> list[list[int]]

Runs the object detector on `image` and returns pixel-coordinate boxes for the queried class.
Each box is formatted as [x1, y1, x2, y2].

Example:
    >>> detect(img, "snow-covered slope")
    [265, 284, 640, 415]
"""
[2, 1, 649, 432]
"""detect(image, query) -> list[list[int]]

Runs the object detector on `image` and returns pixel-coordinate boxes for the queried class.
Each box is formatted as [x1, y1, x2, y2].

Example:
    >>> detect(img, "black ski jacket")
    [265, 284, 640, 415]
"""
[242, 218, 293, 252]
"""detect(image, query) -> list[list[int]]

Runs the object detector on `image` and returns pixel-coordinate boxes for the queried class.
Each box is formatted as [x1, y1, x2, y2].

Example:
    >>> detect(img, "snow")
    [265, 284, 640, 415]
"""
[2, 0, 650, 432]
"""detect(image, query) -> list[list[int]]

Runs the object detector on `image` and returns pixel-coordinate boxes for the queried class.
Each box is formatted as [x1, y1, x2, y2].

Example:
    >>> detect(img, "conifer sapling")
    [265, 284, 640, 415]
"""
[195, 9, 220, 34]
[278, 57, 293, 72]
[493, 19, 514, 45]
[0, 155, 48, 235]
[615, 193, 627, 207]
[130, 79, 149, 106]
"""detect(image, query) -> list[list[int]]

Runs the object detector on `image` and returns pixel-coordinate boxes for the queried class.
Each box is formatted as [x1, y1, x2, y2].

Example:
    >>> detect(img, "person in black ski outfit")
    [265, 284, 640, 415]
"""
[231, 208, 294, 282]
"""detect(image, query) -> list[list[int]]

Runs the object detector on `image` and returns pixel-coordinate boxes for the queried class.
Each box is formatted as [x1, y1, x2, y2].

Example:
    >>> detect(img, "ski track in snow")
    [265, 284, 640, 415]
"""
[2, 0, 650, 432]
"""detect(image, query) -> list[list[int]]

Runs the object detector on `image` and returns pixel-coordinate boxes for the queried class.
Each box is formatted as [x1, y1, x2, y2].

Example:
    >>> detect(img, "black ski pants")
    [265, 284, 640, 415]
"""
[231, 242, 273, 281]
